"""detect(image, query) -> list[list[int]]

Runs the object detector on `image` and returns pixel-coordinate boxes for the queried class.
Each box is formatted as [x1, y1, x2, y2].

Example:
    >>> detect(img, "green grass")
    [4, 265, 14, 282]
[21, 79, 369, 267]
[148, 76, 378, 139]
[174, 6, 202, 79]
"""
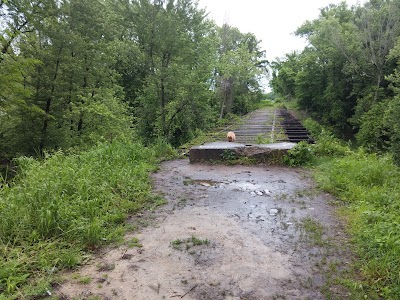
[315, 151, 400, 298]
[255, 133, 271, 144]
[295, 119, 400, 298]
[128, 237, 143, 248]
[0, 138, 168, 299]
[269, 115, 400, 298]
[298, 216, 325, 247]
[171, 235, 210, 251]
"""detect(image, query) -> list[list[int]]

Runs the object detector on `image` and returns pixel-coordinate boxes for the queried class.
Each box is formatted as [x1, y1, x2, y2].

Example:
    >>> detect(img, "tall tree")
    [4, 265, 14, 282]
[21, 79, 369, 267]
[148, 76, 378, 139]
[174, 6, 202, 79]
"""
[125, 0, 217, 145]
[293, 3, 357, 132]
[272, 0, 400, 141]
[216, 24, 267, 118]
[0, 0, 133, 157]
[269, 52, 300, 101]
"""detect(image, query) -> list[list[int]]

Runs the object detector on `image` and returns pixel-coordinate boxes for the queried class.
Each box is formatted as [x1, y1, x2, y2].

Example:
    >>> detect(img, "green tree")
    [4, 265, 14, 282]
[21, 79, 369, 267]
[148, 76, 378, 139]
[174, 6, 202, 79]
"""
[380, 38, 400, 163]
[124, 0, 217, 145]
[294, 3, 357, 132]
[272, 0, 400, 143]
[216, 24, 267, 117]
[0, 0, 133, 157]
[269, 52, 300, 101]
[350, 0, 400, 125]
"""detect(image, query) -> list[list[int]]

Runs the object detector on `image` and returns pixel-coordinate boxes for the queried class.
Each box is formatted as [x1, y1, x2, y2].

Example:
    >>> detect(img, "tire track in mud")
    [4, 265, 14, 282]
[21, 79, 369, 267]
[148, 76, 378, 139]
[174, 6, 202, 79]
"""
[56, 160, 352, 300]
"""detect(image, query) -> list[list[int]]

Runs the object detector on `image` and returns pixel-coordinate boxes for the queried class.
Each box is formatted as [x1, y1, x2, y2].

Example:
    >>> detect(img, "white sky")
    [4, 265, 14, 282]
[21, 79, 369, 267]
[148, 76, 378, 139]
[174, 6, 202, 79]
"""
[197, 0, 366, 62]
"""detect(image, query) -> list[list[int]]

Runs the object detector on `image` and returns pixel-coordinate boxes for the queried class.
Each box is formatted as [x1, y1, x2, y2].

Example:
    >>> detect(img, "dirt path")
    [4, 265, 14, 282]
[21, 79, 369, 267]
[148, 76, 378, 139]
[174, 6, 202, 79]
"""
[57, 159, 351, 300]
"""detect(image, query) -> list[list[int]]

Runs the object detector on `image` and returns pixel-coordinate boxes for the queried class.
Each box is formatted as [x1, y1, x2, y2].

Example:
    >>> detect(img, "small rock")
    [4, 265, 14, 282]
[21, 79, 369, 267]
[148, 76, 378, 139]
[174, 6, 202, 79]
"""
[209, 280, 220, 286]
[269, 208, 279, 216]
[200, 182, 211, 187]
[148, 283, 161, 294]
[256, 190, 263, 196]
[264, 189, 272, 195]
[250, 191, 256, 196]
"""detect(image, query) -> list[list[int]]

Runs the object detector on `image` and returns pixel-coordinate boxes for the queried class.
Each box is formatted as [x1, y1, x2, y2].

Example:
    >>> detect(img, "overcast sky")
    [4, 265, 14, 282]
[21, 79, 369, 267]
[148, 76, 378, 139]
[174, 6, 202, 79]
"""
[197, 0, 366, 62]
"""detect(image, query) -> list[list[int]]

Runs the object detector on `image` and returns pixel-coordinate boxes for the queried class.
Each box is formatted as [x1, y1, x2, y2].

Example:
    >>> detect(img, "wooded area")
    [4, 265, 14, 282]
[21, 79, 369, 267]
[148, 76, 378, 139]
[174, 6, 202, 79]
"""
[270, 0, 400, 164]
[0, 0, 267, 159]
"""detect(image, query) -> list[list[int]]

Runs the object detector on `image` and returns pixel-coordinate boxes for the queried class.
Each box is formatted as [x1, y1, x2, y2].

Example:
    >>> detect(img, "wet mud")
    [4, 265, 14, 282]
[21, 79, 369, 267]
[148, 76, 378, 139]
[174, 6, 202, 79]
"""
[56, 159, 351, 300]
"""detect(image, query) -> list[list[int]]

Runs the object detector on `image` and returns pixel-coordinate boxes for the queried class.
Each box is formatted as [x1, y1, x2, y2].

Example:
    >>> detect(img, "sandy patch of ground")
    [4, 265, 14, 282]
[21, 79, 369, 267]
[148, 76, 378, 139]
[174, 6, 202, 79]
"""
[56, 159, 351, 300]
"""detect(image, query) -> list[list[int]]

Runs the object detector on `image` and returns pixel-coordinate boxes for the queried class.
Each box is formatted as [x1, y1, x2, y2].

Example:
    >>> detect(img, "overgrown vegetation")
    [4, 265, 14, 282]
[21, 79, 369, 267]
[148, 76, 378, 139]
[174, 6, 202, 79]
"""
[270, 0, 400, 165]
[285, 118, 400, 299]
[0, 139, 171, 299]
[0, 1, 267, 295]
[0, 0, 268, 161]
[316, 153, 400, 298]
[2, 0, 400, 298]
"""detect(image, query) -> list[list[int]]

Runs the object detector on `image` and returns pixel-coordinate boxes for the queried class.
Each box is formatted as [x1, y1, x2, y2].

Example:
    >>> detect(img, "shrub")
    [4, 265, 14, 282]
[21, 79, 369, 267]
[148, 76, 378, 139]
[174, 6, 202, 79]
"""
[151, 138, 178, 161]
[303, 118, 324, 138]
[302, 118, 350, 158]
[311, 130, 350, 158]
[284, 141, 314, 166]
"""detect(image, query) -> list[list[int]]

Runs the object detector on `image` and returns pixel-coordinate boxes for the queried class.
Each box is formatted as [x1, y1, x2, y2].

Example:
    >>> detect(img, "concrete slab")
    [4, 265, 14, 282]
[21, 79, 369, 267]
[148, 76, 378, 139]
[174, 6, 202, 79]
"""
[191, 142, 244, 149]
[189, 142, 297, 164]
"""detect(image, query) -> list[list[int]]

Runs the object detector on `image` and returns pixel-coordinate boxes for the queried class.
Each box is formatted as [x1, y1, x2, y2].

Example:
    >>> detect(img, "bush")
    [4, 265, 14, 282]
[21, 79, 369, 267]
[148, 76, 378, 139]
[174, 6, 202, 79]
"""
[311, 130, 350, 157]
[303, 118, 324, 138]
[284, 141, 314, 166]
[151, 138, 178, 161]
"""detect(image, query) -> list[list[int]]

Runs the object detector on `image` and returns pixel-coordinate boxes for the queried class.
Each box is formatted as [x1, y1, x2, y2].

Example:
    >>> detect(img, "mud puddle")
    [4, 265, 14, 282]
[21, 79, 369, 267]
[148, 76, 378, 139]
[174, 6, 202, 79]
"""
[56, 159, 351, 300]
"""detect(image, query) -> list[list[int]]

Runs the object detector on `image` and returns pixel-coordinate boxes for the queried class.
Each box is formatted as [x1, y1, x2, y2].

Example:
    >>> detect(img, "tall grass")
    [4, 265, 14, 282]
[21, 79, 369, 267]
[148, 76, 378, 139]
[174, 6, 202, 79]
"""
[315, 151, 400, 298]
[279, 117, 400, 297]
[296, 118, 400, 298]
[0, 139, 169, 298]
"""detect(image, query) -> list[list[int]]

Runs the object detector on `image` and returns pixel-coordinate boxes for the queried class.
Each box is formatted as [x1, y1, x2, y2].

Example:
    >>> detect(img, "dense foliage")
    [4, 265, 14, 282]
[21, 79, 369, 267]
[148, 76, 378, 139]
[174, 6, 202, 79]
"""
[0, 1, 267, 297]
[3, 0, 400, 298]
[270, 0, 400, 164]
[0, 0, 267, 159]
[272, 4, 400, 294]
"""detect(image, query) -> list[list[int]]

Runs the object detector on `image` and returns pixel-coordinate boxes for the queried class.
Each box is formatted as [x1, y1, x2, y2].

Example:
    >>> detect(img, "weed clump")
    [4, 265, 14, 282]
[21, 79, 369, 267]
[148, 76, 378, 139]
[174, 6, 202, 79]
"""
[283, 119, 350, 167]
[171, 236, 210, 251]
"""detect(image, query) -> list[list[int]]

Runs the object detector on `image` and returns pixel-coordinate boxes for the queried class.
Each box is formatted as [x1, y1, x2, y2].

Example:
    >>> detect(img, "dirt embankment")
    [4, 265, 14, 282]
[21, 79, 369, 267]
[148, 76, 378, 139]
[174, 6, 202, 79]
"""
[57, 159, 352, 300]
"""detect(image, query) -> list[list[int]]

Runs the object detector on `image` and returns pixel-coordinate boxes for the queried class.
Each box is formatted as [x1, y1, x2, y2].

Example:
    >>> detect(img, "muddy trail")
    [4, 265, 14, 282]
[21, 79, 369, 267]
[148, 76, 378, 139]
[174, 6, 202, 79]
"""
[57, 159, 352, 300]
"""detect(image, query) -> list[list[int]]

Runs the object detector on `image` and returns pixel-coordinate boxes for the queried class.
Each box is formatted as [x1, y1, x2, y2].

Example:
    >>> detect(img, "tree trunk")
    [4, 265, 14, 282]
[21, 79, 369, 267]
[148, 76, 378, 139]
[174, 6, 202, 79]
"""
[39, 45, 63, 154]
[160, 76, 166, 135]
[219, 77, 233, 118]
[160, 52, 171, 136]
